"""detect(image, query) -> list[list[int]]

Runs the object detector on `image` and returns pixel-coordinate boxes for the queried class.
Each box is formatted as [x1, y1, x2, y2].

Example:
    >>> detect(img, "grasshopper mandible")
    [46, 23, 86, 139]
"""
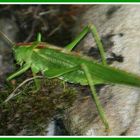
[5, 24, 140, 130]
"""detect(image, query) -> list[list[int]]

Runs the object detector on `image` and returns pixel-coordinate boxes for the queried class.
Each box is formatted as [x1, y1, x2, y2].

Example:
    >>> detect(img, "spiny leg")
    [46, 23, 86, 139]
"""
[81, 63, 109, 130]
[64, 26, 89, 52]
[88, 24, 107, 65]
[7, 63, 31, 81]
[64, 24, 107, 65]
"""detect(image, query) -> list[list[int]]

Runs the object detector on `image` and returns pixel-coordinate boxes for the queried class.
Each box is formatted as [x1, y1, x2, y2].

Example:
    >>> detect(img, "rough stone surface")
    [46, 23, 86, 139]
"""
[0, 17, 19, 83]
[64, 5, 140, 135]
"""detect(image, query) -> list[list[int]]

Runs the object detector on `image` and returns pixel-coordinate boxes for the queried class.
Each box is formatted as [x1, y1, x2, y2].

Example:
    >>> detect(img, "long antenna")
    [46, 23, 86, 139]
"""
[0, 30, 15, 46]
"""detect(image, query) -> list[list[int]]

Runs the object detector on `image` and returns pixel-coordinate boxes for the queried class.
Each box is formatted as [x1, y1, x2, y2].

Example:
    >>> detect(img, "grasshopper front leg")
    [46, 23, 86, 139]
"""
[81, 63, 109, 130]
[7, 63, 31, 81]
[64, 24, 107, 65]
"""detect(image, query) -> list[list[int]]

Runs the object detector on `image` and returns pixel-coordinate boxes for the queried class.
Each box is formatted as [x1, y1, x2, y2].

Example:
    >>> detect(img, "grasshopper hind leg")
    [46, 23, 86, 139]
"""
[88, 24, 107, 65]
[64, 26, 89, 52]
[64, 24, 107, 65]
[81, 63, 109, 130]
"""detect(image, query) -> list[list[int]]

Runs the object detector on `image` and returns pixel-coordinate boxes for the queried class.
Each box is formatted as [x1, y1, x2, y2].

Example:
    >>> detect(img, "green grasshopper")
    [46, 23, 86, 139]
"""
[5, 24, 140, 131]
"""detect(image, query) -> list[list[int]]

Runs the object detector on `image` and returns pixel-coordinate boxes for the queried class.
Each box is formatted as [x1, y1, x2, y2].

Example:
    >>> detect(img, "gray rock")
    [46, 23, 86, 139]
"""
[0, 17, 19, 83]
[64, 5, 140, 135]
[46, 120, 55, 136]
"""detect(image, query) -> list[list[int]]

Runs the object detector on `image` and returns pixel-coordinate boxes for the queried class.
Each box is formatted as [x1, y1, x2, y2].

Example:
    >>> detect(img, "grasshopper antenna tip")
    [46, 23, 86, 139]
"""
[0, 30, 15, 46]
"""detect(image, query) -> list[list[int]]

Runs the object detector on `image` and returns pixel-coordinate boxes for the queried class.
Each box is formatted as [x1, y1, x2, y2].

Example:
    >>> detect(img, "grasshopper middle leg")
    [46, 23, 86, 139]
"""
[46, 64, 110, 130]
